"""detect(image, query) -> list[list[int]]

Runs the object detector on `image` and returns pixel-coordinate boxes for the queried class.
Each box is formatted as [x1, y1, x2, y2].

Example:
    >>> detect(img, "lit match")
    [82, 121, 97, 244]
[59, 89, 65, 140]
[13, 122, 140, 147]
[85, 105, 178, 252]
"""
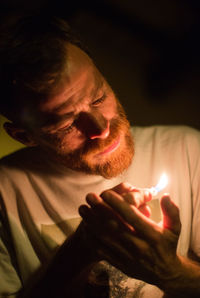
[149, 173, 168, 197]
[131, 173, 168, 198]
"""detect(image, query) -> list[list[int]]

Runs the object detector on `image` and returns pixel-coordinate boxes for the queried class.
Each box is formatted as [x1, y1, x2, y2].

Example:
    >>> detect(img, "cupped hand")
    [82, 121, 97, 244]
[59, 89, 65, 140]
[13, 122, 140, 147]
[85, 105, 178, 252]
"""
[79, 185, 182, 288]
[110, 182, 152, 217]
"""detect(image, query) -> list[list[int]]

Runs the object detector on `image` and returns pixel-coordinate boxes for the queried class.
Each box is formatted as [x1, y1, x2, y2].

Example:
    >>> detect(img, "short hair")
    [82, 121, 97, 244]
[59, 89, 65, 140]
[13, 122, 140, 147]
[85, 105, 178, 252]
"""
[0, 13, 88, 123]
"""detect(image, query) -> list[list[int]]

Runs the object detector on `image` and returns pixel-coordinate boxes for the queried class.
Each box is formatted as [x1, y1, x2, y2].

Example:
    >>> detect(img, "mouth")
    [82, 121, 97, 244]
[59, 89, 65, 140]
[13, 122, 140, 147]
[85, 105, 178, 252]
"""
[95, 136, 120, 157]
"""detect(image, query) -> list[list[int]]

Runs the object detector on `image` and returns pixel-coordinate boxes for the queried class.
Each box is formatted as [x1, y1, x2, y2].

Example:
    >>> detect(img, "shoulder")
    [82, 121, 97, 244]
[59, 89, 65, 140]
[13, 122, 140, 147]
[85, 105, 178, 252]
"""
[0, 147, 47, 180]
[131, 125, 200, 148]
[0, 147, 35, 168]
[0, 148, 30, 187]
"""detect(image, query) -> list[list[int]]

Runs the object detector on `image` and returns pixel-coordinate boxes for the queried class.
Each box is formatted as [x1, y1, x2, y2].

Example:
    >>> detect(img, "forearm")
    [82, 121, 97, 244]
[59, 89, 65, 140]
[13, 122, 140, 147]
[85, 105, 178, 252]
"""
[19, 226, 97, 298]
[161, 256, 200, 298]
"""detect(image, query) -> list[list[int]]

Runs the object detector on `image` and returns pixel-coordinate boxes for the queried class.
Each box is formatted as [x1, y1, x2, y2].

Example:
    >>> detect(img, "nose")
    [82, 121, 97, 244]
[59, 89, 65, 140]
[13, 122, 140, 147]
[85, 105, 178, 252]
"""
[77, 111, 110, 139]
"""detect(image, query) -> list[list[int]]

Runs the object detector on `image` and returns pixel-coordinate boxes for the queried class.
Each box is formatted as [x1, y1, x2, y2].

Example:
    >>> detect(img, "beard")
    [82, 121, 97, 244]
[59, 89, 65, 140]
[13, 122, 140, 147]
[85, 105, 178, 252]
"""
[52, 101, 134, 179]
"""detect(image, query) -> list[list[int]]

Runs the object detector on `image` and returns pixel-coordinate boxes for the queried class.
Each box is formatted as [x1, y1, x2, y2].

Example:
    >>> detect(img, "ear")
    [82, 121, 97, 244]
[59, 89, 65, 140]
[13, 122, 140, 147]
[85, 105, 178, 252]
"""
[3, 122, 37, 147]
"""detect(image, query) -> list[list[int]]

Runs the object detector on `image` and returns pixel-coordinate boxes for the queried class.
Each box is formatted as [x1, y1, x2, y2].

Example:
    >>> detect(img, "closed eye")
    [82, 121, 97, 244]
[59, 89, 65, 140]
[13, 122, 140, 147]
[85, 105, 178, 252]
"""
[57, 122, 75, 134]
[92, 94, 106, 106]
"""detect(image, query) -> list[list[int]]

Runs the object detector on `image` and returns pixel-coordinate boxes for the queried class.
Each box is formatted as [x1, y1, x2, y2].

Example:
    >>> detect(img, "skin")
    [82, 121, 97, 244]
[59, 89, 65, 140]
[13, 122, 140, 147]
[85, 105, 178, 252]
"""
[4, 44, 118, 149]
[3, 43, 200, 297]
[3, 43, 133, 297]
[4, 44, 134, 179]
[18, 183, 151, 298]
[79, 190, 200, 297]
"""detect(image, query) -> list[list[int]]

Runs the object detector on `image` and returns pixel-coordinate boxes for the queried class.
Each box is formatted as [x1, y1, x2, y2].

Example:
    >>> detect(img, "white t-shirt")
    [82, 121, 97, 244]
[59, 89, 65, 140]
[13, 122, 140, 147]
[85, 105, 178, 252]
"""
[0, 125, 200, 297]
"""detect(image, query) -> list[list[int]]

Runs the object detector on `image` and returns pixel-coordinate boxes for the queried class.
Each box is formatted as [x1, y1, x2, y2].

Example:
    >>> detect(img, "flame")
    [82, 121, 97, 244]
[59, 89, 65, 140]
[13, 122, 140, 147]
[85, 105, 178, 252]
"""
[155, 173, 168, 192]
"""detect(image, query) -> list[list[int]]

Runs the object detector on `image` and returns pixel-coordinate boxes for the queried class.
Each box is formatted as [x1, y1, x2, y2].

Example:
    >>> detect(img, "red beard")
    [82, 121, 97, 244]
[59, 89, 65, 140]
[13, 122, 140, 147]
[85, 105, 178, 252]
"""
[54, 101, 134, 179]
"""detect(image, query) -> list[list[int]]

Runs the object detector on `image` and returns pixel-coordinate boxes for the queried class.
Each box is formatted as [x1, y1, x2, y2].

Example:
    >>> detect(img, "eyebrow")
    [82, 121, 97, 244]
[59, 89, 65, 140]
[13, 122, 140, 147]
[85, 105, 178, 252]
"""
[54, 79, 104, 114]
[54, 74, 104, 112]
[91, 79, 104, 99]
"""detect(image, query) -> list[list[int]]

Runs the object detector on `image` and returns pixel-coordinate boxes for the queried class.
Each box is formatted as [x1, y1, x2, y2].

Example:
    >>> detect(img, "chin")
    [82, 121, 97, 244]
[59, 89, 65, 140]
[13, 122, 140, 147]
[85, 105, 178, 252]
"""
[51, 122, 134, 178]
[81, 137, 134, 179]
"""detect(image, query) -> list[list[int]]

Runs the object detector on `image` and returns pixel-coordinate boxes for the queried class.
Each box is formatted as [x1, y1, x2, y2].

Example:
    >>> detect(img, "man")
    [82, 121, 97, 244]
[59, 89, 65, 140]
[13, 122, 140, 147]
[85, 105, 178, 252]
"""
[0, 13, 200, 298]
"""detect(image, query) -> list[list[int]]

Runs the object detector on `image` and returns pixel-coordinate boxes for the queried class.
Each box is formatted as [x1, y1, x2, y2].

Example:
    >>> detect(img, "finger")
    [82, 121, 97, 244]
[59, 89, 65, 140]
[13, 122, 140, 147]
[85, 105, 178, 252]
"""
[85, 194, 112, 220]
[122, 192, 152, 217]
[122, 190, 152, 207]
[160, 194, 181, 235]
[86, 192, 103, 206]
[79, 204, 96, 225]
[101, 190, 159, 238]
[79, 205, 138, 260]
[84, 194, 132, 232]
[108, 182, 135, 195]
[86, 193, 121, 222]
[138, 204, 151, 217]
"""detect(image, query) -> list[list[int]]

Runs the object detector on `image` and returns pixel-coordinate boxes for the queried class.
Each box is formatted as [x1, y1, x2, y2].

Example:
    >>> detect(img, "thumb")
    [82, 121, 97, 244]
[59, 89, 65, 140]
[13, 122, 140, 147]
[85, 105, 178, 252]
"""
[160, 194, 181, 235]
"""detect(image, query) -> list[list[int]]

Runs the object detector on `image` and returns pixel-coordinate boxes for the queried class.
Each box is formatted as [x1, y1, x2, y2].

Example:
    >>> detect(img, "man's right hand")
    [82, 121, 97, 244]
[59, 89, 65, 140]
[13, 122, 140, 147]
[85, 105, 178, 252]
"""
[109, 182, 152, 217]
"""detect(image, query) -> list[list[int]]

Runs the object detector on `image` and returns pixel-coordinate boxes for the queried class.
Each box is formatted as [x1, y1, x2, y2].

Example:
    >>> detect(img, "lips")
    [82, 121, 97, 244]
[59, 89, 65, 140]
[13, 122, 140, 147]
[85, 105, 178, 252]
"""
[96, 136, 120, 156]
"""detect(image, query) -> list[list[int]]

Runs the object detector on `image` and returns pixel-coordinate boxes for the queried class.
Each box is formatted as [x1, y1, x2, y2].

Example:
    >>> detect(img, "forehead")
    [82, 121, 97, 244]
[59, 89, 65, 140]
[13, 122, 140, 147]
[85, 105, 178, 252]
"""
[38, 43, 103, 113]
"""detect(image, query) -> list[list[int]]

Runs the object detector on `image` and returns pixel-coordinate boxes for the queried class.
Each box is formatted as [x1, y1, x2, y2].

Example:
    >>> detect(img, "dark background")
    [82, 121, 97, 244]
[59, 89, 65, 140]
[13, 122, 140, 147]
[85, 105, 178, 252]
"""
[1, 0, 200, 129]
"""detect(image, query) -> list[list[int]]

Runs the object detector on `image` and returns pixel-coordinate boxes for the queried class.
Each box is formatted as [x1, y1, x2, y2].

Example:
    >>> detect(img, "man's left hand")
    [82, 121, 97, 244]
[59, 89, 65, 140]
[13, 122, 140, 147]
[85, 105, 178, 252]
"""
[79, 186, 182, 288]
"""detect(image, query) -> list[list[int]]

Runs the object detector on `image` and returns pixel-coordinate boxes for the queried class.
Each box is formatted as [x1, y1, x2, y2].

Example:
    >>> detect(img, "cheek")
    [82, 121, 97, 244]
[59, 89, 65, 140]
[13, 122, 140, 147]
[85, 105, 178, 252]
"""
[42, 131, 86, 153]
[101, 97, 118, 120]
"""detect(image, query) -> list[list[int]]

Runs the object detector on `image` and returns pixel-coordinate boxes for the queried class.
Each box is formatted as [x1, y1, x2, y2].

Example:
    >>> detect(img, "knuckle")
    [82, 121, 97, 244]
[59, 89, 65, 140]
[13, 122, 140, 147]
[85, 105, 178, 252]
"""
[100, 189, 113, 200]
[100, 190, 109, 199]
[111, 182, 134, 194]
[121, 182, 134, 191]
[123, 192, 138, 205]
[118, 182, 127, 188]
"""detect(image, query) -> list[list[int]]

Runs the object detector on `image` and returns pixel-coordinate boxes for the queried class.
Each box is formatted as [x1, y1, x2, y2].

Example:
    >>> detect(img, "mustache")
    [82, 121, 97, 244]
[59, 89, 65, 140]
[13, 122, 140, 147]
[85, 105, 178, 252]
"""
[61, 100, 130, 160]
[79, 113, 130, 157]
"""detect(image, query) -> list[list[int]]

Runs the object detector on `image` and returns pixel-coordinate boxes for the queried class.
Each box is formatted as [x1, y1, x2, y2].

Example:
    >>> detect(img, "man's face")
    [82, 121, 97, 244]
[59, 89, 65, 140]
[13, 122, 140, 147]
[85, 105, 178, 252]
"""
[26, 44, 134, 178]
